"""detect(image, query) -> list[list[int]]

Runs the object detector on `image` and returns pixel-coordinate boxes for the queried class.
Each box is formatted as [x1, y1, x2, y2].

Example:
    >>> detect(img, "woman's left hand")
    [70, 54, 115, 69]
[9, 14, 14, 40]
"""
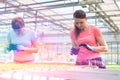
[94, 46, 108, 52]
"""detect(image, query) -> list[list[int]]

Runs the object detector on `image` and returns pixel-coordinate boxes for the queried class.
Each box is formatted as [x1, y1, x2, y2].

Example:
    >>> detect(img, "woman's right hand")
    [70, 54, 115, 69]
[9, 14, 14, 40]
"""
[17, 45, 38, 53]
[17, 45, 28, 50]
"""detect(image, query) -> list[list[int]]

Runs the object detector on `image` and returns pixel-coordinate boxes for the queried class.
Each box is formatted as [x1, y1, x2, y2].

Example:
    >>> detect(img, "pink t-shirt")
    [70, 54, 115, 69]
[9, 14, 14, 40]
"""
[70, 25, 102, 61]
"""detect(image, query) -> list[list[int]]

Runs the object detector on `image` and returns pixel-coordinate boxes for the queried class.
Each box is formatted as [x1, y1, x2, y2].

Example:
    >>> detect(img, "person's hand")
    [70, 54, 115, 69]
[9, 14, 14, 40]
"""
[17, 45, 28, 50]
[79, 44, 95, 51]
[8, 44, 18, 51]
[70, 47, 79, 55]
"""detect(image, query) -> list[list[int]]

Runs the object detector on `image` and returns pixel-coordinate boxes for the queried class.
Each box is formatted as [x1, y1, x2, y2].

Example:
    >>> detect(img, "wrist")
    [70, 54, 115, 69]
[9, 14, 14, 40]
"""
[91, 46, 96, 51]
[72, 46, 79, 49]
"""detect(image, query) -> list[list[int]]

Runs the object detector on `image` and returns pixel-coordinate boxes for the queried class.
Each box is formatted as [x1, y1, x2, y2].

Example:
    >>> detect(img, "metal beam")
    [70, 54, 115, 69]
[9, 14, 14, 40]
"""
[89, 4, 120, 33]
[0, 1, 79, 10]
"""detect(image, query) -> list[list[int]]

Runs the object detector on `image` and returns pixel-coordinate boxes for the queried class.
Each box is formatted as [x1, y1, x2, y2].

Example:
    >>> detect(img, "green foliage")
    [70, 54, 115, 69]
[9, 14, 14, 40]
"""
[106, 64, 120, 70]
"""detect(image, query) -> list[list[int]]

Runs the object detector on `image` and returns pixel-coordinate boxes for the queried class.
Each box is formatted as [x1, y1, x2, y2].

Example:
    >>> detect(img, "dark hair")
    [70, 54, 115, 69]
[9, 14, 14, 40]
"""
[11, 17, 24, 29]
[73, 10, 86, 18]
[73, 10, 86, 39]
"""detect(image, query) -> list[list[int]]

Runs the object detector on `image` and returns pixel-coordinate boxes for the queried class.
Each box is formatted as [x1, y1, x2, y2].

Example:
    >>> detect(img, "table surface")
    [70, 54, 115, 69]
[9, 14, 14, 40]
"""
[0, 63, 120, 80]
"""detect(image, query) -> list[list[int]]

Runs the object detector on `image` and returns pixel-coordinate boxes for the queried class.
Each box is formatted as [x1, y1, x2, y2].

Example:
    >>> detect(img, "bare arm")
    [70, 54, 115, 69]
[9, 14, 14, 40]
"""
[18, 38, 39, 53]
[71, 39, 79, 49]
[94, 35, 108, 52]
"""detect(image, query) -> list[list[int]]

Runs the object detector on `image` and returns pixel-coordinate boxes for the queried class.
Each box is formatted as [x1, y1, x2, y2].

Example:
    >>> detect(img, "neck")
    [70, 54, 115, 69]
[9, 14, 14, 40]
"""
[81, 24, 88, 32]
[80, 28, 85, 32]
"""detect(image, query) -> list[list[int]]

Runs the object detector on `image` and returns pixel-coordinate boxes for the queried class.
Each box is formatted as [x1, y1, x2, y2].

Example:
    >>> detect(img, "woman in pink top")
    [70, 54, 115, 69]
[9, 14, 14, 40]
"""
[70, 10, 108, 69]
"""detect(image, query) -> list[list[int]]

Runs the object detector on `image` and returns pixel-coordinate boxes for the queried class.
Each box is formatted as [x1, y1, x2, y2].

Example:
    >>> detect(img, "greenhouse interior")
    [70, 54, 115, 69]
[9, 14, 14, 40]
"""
[0, 0, 120, 80]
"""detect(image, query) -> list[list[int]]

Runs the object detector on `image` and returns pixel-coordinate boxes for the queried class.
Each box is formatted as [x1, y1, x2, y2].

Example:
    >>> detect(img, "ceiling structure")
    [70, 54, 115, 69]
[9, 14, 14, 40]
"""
[0, 0, 120, 35]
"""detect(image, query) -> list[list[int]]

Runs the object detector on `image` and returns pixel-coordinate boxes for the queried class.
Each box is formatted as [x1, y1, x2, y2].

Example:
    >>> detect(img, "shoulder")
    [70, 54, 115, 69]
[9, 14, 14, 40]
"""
[89, 25, 100, 30]
[26, 29, 37, 39]
[8, 30, 14, 36]
[89, 25, 102, 36]
[70, 28, 75, 34]
[88, 25, 101, 32]
[26, 29, 36, 34]
[70, 28, 75, 35]
[70, 28, 75, 38]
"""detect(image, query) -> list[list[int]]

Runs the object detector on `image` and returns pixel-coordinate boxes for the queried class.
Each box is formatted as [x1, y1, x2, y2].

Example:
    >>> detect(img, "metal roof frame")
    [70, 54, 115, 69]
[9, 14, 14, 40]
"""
[0, 0, 120, 34]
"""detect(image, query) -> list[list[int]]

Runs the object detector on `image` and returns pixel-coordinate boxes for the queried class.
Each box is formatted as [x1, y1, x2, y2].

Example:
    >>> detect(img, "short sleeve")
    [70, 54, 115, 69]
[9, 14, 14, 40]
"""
[30, 30, 37, 41]
[70, 29, 75, 40]
[93, 26, 102, 37]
